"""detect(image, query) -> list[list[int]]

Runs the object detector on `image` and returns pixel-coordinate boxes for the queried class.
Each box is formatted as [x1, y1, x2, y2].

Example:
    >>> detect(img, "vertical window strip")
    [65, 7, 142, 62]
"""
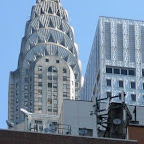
[129, 25, 135, 63]
[117, 24, 123, 61]
[141, 26, 144, 63]
[105, 22, 111, 60]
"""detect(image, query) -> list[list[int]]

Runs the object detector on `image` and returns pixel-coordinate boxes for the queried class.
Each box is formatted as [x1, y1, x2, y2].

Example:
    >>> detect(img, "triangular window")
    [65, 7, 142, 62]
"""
[41, 8, 45, 15]
[48, 7, 53, 14]
[48, 19, 54, 28]
[48, 35, 55, 43]
[39, 22, 43, 28]
[57, 10, 60, 17]
[60, 39, 65, 46]
[59, 23, 63, 31]
[66, 31, 70, 37]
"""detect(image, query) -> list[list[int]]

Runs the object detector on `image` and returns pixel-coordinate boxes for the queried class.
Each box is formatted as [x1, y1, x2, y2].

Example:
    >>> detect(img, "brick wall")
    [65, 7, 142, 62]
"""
[0, 129, 137, 144]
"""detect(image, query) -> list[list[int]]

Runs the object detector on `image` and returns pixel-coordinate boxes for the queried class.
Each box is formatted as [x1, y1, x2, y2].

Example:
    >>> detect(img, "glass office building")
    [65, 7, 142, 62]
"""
[81, 16, 144, 106]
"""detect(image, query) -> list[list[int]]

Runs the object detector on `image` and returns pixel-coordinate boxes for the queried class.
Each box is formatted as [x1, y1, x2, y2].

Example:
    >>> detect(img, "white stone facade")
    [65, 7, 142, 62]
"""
[8, 0, 82, 125]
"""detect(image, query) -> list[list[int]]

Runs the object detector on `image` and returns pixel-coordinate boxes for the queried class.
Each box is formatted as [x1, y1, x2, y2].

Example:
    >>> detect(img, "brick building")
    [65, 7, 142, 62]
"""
[0, 129, 137, 144]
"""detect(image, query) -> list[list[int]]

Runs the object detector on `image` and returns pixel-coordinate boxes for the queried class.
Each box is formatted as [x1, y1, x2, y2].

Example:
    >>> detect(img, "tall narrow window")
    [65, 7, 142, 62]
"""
[105, 22, 111, 60]
[131, 94, 136, 102]
[129, 25, 135, 63]
[117, 24, 123, 61]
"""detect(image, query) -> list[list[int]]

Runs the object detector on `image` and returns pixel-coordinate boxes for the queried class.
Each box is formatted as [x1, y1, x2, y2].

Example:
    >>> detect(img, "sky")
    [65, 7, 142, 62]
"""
[0, 0, 144, 129]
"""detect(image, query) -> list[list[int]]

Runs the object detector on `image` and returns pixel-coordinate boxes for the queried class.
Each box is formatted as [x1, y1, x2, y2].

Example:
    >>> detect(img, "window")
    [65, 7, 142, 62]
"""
[121, 69, 127, 75]
[16, 114, 18, 120]
[53, 108, 58, 112]
[63, 68, 67, 73]
[48, 75, 52, 80]
[63, 84, 67, 90]
[131, 94, 136, 102]
[24, 101, 28, 106]
[16, 98, 18, 103]
[38, 106, 42, 111]
[106, 79, 111, 86]
[16, 91, 18, 95]
[143, 83, 144, 90]
[38, 74, 42, 79]
[53, 83, 58, 88]
[118, 93, 122, 100]
[56, 60, 59, 63]
[30, 77, 32, 82]
[24, 78, 28, 83]
[48, 83, 52, 88]
[48, 98, 52, 104]
[79, 128, 93, 136]
[106, 67, 112, 73]
[30, 100, 32, 105]
[119, 80, 123, 88]
[53, 75, 58, 80]
[38, 66, 42, 71]
[24, 85, 28, 90]
[48, 66, 57, 73]
[38, 98, 42, 103]
[48, 107, 52, 112]
[107, 92, 111, 98]
[30, 92, 32, 98]
[16, 106, 18, 111]
[53, 92, 57, 97]
[38, 82, 42, 87]
[24, 93, 28, 98]
[16, 83, 18, 88]
[63, 76, 67, 81]
[142, 69, 144, 77]
[38, 90, 42, 95]
[129, 69, 135, 76]
[63, 92, 67, 97]
[46, 59, 49, 62]
[75, 83, 78, 87]
[114, 68, 120, 74]
[131, 82, 136, 89]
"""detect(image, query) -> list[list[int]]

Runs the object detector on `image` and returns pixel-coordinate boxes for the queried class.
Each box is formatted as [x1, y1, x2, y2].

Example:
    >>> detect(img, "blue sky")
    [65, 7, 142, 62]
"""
[0, 0, 144, 129]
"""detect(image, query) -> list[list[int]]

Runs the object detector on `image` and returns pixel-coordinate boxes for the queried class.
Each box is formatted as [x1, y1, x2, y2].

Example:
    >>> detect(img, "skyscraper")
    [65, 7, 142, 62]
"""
[81, 16, 144, 106]
[8, 0, 82, 125]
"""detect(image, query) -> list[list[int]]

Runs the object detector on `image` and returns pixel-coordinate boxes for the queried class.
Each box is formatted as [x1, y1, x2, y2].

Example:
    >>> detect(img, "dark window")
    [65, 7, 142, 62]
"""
[119, 80, 123, 88]
[107, 92, 111, 98]
[121, 69, 127, 75]
[114, 68, 120, 74]
[38, 82, 42, 87]
[48, 108, 52, 112]
[38, 66, 42, 71]
[142, 69, 144, 77]
[129, 69, 135, 76]
[53, 75, 58, 80]
[38, 90, 42, 95]
[48, 98, 52, 104]
[48, 66, 57, 73]
[38, 106, 42, 111]
[46, 59, 49, 62]
[63, 92, 67, 97]
[63, 68, 67, 73]
[48, 83, 52, 88]
[106, 67, 112, 73]
[56, 60, 59, 63]
[106, 79, 111, 86]
[131, 82, 136, 89]
[38, 74, 42, 79]
[48, 75, 52, 80]
[131, 94, 136, 101]
[119, 93, 122, 100]
[16, 98, 18, 103]
[63, 76, 67, 81]
[143, 83, 144, 89]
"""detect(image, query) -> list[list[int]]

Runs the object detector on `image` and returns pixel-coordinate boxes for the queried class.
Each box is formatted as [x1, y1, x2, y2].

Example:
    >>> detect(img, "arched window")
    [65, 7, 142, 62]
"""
[48, 66, 57, 73]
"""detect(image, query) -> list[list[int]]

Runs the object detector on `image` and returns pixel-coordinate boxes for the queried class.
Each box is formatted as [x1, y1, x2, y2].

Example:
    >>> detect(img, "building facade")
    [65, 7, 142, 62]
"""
[81, 16, 144, 106]
[8, 0, 82, 125]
